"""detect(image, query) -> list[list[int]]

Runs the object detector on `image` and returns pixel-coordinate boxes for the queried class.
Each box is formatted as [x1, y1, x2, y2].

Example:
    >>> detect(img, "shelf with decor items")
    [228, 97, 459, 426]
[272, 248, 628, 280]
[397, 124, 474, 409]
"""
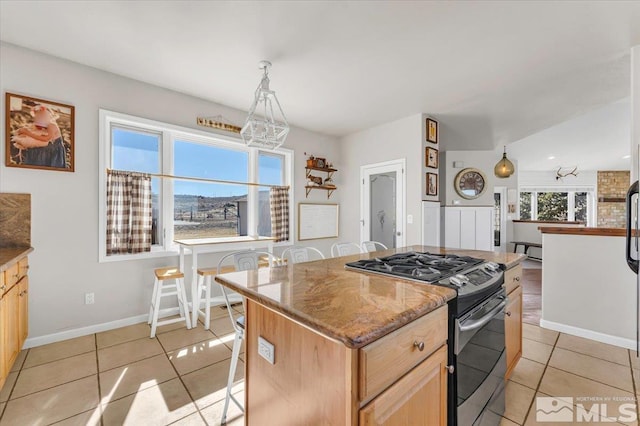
[305, 166, 337, 199]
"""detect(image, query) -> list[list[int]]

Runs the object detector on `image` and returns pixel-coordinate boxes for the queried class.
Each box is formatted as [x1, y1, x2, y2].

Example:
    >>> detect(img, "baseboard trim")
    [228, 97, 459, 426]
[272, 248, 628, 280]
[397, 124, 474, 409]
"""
[540, 319, 635, 350]
[23, 307, 180, 349]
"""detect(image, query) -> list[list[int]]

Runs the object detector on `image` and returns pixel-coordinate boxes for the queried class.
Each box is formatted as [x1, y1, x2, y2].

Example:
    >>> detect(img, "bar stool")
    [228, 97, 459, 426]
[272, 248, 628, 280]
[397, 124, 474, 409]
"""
[194, 266, 238, 329]
[148, 267, 192, 338]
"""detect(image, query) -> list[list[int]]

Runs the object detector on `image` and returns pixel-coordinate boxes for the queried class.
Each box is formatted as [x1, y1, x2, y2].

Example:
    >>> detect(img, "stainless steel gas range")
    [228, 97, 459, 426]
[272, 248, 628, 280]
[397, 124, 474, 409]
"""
[345, 251, 507, 426]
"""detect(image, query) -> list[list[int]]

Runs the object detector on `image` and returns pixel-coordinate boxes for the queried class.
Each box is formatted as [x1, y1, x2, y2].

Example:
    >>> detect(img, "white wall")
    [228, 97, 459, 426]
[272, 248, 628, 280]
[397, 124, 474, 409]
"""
[632, 45, 640, 182]
[0, 43, 341, 342]
[442, 150, 518, 206]
[519, 170, 597, 188]
[541, 233, 635, 348]
[339, 114, 424, 246]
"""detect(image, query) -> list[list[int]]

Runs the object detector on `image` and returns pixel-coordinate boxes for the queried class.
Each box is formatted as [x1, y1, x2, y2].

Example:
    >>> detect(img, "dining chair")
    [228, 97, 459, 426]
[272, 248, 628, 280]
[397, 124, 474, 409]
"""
[217, 250, 276, 424]
[361, 240, 389, 253]
[330, 242, 363, 258]
[280, 246, 326, 264]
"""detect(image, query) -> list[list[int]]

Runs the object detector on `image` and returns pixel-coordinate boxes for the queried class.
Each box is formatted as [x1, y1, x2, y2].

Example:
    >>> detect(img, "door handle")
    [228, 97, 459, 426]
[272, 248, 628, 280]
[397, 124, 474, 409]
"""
[626, 181, 638, 273]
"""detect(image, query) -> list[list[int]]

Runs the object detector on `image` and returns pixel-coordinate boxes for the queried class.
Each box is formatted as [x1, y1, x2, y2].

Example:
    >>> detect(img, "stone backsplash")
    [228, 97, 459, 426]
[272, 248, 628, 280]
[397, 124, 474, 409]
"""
[597, 171, 630, 228]
[0, 193, 31, 247]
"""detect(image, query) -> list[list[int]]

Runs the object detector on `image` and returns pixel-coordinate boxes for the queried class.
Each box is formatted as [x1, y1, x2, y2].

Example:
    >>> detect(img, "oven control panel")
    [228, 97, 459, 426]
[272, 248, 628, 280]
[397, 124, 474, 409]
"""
[439, 262, 503, 296]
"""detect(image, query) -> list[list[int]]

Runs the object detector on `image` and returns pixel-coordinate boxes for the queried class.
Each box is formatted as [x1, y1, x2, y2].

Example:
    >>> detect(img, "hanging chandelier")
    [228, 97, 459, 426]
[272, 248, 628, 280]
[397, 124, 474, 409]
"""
[240, 60, 289, 150]
[494, 145, 515, 178]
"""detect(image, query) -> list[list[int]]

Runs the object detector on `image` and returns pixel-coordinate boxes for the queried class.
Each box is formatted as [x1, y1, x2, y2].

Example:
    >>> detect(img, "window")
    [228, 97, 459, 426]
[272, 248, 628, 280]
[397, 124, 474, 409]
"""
[99, 110, 293, 261]
[518, 188, 595, 225]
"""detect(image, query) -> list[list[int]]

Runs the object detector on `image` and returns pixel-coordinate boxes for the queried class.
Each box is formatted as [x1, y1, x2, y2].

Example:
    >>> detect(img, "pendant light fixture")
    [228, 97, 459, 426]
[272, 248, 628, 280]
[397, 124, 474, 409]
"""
[240, 60, 289, 150]
[494, 145, 515, 178]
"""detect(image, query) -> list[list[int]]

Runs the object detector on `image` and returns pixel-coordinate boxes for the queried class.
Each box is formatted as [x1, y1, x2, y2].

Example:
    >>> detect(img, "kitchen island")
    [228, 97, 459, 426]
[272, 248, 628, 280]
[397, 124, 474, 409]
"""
[215, 246, 524, 425]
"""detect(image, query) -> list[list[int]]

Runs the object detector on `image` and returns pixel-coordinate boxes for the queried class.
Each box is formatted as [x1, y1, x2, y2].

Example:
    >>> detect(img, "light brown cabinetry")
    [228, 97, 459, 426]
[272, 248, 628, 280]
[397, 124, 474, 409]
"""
[360, 345, 448, 425]
[245, 300, 448, 425]
[504, 264, 522, 378]
[0, 254, 29, 391]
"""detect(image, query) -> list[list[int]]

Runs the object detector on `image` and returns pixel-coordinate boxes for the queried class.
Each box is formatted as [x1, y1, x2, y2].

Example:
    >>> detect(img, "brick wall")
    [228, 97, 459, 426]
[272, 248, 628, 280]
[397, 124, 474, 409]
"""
[597, 170, 630, 228]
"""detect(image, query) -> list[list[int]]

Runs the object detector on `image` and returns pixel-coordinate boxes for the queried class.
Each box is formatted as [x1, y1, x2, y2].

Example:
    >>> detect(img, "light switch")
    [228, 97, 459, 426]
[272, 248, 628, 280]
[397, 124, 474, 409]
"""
[258, 336, 275, 364]
[407, 214, 413, 224]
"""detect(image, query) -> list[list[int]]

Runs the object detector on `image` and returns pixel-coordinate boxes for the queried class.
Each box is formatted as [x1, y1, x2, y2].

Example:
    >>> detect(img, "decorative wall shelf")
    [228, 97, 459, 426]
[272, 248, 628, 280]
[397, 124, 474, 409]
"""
[305, 166, 337, 199]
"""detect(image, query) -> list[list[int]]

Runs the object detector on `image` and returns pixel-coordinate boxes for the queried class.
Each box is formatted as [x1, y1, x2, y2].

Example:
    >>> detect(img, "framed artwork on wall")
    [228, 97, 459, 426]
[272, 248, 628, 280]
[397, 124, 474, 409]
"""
[5, 92, 75, 172]
[426, 118, 438, 144]
[426, 147, 438, 169]
[426, 172, 438, 196]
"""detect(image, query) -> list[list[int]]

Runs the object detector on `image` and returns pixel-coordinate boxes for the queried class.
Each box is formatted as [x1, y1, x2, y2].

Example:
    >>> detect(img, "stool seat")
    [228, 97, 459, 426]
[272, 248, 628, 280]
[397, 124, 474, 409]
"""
[154, 267, 184, 280]
[197, 267, 217, 276]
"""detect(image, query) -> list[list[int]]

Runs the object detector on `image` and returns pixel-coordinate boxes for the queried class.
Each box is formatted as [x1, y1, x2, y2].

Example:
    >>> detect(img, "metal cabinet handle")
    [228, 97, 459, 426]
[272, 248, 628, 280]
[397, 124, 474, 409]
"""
[445, 365, 455, 374]
[514, 276, 520, 282]
[0, 285, 6, 291]
[414, 341, 425, 351]
[506, 311, 512, 317]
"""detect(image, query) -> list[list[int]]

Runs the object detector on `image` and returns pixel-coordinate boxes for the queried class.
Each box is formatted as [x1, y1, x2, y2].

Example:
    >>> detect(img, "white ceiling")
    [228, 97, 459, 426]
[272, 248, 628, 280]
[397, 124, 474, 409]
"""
[1, 1, 640, 153]
[507, 98, 631, 171]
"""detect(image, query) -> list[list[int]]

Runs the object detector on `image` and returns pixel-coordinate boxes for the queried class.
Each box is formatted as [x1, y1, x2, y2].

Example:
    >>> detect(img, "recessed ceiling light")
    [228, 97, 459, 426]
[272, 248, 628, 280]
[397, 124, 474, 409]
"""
[548, 156, 555, 160]
[623, 155, 631, 159]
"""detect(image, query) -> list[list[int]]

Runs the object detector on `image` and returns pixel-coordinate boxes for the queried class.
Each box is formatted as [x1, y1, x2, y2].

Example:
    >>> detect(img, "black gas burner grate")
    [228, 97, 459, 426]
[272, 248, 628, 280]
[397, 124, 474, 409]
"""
[345, 251, 484, 283]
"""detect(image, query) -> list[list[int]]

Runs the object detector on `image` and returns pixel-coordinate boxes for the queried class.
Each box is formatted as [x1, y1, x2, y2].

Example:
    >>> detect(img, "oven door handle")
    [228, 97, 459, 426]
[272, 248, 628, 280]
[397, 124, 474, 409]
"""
[458, 300, 506, 332]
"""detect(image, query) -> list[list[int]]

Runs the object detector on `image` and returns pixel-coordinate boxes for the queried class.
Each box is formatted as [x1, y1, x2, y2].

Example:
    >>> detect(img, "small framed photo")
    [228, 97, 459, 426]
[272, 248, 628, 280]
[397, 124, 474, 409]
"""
[426, 118, 438, 144]
[315, 157, 326, 169]
[5, 92, 74, 172]
[426, 172, 438, 196]
[426, 147, 438, 169]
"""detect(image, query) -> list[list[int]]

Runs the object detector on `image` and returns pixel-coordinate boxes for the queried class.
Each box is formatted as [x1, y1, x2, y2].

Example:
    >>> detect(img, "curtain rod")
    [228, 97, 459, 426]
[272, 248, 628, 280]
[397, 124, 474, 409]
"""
[106, 169, 289, 189]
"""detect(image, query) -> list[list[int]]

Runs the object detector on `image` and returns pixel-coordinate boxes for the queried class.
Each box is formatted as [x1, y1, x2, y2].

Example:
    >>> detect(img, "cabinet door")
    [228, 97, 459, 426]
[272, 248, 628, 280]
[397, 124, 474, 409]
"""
[360, 345, 448, 426]
[0, 291, 7, 389]
[18, 277, 28, 345]
[3, 284, 20, 373]
[505, 286, 523, 378]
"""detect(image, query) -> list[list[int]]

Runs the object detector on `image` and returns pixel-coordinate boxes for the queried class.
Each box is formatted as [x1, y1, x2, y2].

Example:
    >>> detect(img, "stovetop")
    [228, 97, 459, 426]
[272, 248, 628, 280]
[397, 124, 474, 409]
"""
[345, 251, 504, 311]
[345, 252, 484, 282]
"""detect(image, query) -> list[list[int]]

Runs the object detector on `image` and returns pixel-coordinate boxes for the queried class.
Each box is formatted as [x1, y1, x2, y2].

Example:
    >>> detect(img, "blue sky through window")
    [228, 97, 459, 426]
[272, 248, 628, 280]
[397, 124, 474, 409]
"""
[112, 128, 284, 196]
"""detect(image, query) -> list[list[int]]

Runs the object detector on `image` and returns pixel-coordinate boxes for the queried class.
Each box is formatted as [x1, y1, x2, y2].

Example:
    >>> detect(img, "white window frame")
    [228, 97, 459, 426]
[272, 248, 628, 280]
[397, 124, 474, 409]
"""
[518, 186, 596, 226]
[98, 109, 294, 263]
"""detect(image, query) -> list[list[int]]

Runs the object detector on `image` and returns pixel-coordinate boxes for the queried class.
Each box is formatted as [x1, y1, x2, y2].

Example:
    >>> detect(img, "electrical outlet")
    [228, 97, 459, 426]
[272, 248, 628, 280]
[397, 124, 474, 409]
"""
[258, 336, 275, 364]
[85, 292, 95, 305]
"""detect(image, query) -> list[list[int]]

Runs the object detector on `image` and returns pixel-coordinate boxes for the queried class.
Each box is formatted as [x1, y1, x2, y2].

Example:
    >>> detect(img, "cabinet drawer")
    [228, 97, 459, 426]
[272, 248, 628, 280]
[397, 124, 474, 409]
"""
[504, 264, 522, 295]
[359, 305, 447, 403]
[4, 263, 21, 289]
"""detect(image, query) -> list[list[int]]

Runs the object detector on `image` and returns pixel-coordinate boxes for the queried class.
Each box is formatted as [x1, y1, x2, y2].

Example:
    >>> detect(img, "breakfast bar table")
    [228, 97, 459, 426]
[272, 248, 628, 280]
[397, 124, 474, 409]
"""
[174, 236, 275, 326]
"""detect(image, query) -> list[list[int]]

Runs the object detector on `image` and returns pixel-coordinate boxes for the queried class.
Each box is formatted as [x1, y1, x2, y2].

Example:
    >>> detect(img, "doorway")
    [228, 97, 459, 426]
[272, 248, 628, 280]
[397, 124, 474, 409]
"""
[360, 159, 406, 248]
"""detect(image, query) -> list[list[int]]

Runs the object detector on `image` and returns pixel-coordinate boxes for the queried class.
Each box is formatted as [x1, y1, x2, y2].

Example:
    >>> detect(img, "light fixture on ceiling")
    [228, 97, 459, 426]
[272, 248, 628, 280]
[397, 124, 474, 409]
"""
[240, 60, 289, 150]
[494, 145, 515, 178]
[548, 156, 556, 160]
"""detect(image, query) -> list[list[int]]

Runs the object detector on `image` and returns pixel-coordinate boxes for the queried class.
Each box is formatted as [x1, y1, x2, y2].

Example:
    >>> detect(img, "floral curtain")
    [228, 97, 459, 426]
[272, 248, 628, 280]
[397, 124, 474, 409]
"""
[269, 186, 289, 243]
[106, 170, 152, 255]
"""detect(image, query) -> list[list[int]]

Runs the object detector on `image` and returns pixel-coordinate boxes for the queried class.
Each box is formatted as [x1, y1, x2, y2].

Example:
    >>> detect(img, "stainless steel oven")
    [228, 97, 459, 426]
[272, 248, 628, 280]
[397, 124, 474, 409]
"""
[455, 288, 507, 425]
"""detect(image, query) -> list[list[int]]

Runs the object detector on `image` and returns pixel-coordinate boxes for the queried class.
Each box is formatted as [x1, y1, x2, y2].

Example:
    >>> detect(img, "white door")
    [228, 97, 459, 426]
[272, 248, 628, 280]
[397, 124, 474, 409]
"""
[361, 159, 406, 248]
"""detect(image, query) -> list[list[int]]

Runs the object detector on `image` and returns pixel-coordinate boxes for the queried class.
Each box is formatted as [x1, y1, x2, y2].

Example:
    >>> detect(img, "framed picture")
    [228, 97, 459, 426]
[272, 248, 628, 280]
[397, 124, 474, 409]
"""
[426, 147, 438, 169]
[426, 172, 438, 196]
[5, 92, 74, 172]
[315, 157, 326, 169]
[426, 118, 438, 144]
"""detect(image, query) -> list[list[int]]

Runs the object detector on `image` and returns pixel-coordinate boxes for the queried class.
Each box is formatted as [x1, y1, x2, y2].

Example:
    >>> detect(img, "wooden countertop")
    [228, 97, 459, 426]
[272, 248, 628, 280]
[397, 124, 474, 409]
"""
[215, 245, 524, 349]
[0, 246, 33, 272]
[539, 227, 625, 237]
[513, 220, 585, 225]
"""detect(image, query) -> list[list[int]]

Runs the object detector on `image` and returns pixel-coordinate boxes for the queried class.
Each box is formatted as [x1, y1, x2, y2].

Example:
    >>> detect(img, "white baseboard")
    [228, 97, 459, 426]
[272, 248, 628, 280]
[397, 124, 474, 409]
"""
[540, 319, 636, 350]
[23, 307, 180, 349]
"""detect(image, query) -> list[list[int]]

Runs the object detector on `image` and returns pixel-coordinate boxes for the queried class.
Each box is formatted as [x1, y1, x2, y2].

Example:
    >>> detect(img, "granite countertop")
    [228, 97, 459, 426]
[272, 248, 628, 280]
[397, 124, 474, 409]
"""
[215, 245, 524, 349]
[0, 246, 33, 272]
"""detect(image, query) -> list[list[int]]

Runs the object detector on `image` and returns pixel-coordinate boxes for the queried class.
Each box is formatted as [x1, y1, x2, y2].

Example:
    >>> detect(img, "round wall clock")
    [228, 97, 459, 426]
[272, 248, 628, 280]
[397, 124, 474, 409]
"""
[454, 168, 487, 199]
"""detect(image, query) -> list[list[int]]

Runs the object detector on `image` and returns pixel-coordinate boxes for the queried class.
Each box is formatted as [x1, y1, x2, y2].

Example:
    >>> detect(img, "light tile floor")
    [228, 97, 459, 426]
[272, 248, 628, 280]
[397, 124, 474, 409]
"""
[0, 313, 638, 425]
